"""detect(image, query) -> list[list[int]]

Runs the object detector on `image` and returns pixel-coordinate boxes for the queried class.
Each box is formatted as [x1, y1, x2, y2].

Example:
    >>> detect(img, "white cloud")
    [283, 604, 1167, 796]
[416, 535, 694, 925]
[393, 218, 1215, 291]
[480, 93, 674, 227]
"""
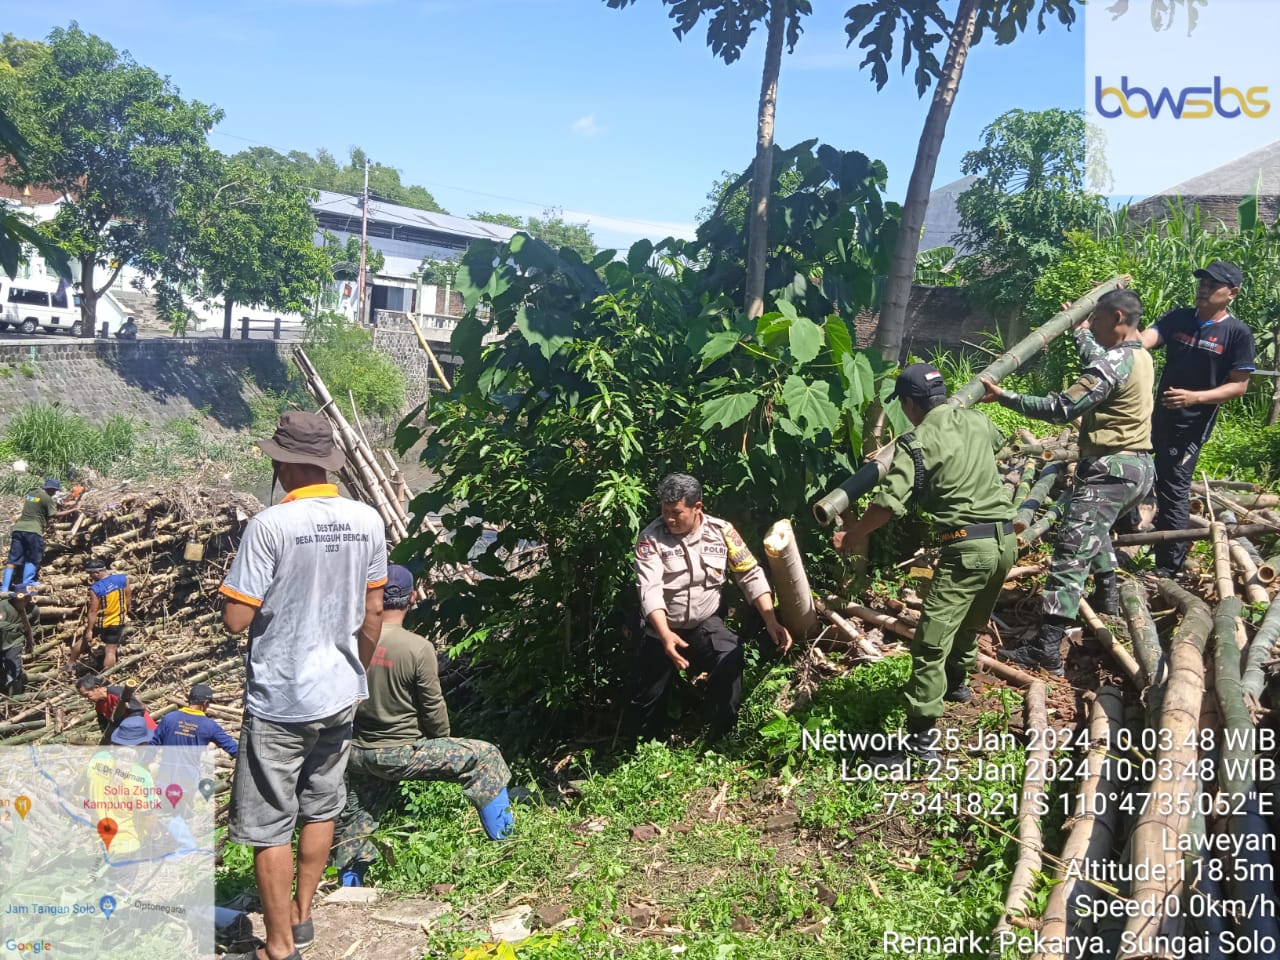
[571, 113, 606, 138]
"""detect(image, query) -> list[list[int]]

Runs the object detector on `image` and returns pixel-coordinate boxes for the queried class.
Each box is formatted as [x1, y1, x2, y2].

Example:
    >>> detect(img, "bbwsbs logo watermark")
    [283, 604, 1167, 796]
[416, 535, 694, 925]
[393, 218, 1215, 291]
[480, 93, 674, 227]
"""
[1094, 76, 1270, 120]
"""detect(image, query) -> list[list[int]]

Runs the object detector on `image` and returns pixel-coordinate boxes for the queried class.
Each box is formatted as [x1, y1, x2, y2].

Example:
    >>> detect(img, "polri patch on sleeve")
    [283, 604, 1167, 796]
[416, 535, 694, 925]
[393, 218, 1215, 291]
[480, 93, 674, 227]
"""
[635, 539, 656, 560]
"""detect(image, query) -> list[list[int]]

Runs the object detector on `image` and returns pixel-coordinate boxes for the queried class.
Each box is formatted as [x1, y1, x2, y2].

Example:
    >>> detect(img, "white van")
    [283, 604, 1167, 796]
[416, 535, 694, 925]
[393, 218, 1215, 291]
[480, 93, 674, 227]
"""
[0, 278, 85, 336]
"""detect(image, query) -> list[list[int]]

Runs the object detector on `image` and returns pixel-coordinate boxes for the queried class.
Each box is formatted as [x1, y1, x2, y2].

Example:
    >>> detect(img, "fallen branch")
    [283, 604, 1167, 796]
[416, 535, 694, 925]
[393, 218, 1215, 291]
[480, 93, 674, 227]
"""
[1111, 523, 1273, 546]
[1077, 598, 1142, 688]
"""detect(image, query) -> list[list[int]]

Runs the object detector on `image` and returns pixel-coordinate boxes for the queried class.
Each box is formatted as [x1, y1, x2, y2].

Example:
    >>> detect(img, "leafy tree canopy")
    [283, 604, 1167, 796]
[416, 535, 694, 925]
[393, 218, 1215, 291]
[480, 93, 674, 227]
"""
[845, 0, 1079, 95]
[0, 23, 221, 326]
[603, 0, 812, 64]
[232, 145, 446, 213]
[165, 153, 331, 330]
[472, 208, 598, 262]
[952, 108, 1107, 320]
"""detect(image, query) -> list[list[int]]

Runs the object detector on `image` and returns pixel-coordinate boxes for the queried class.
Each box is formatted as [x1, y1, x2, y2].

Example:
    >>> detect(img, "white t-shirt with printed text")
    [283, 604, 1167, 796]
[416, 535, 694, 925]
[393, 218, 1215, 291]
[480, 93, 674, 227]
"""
[221, 484, 388, 723]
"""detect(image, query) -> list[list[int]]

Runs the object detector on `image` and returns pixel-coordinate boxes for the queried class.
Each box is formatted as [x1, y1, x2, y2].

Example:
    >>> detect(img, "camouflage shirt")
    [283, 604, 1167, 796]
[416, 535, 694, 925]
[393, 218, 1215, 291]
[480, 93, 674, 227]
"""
[997, 330, 1154, 457]
[634, 514, 770, 630]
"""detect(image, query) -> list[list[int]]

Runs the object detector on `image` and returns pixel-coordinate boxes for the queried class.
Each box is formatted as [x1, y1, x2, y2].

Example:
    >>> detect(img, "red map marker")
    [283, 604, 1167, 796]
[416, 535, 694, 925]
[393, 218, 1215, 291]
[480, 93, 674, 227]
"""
[165, 784, 183, 809]
[97, 817, 118, 851]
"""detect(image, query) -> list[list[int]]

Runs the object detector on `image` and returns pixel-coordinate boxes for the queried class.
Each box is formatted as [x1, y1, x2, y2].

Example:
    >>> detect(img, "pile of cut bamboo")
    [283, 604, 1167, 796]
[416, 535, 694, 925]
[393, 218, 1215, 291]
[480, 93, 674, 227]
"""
[0, 476, 257, 749]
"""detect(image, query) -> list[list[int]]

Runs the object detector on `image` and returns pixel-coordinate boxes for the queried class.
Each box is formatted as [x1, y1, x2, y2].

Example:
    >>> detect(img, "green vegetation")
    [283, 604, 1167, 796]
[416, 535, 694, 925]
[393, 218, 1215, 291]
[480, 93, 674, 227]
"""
[218, 659, 1037, 959]
[299, 313, 406, 420]
[472, 210, 598, 263]
[0, 404, 266, 493]
[233, 145, 446, 213]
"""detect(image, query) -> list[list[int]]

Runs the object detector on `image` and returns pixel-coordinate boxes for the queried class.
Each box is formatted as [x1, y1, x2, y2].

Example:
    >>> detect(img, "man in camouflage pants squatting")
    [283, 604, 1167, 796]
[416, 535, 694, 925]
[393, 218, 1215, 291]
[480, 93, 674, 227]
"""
[332, 565, 512, 886]
[979, 288, 1155, 674]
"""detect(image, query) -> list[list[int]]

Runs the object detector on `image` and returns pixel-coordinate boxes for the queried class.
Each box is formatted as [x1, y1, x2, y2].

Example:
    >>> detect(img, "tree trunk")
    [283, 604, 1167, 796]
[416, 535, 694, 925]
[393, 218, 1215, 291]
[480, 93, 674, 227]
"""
[743, 0, 787, 321]
[78, 253, 98, 337]
[222, 298, 233, 340]
[871, 0, 979, 364]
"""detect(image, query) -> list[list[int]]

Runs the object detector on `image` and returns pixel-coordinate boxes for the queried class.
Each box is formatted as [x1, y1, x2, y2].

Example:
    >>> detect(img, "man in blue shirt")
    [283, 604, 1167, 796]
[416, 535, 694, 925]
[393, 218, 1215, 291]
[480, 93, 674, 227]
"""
[1137, 261, 1256, 576]
[150, 683, 238, 756]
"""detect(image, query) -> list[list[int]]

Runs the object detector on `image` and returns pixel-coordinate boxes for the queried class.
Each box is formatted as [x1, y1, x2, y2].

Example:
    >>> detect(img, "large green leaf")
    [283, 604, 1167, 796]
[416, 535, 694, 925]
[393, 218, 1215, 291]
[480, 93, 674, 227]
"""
[699, 390, 759, 430]
[699, 330, 741, 369]
[780, 375, 839, 439]
[824, 315, 853, 363]
[787, 314, 824, 366]
[516, 303, 573, 360]
[840, 350, 876, 408]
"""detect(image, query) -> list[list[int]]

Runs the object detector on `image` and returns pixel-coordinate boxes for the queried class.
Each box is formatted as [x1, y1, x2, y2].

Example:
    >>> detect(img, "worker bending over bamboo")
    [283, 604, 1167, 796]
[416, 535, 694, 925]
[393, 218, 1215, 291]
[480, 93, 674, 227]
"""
[835, 364, 1015, 764]
[978, 288, 1154, 674]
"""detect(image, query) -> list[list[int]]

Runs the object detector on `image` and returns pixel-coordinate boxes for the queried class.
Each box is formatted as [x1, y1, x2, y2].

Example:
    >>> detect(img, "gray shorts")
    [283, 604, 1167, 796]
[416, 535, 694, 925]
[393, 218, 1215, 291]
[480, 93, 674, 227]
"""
[229, 704, 357, 847]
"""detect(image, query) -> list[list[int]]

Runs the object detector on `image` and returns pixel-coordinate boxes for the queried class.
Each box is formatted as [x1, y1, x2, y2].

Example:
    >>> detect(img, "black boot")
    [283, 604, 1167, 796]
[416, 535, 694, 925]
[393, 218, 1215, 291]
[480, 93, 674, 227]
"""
[943, 668, 972, 703]
[998, 617, 1069, 677]
[1088, 571, 1119, 616]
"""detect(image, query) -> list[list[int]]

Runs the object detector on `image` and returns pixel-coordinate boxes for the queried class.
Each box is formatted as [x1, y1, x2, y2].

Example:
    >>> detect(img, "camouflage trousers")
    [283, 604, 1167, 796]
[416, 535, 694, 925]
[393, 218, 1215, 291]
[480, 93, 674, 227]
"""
[332, 737, 511, 870]
[1043, 452, 1155, 621]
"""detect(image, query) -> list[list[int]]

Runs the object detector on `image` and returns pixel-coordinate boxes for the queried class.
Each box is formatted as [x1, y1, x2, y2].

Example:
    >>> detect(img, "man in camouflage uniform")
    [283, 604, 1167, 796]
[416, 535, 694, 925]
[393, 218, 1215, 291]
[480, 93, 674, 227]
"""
[332, 565, 512, 886]
[835, 364, 1015, 764]
[0, 591, 33, 695]
[625, 473, 792, 742]
[980, 288, 1155, 674]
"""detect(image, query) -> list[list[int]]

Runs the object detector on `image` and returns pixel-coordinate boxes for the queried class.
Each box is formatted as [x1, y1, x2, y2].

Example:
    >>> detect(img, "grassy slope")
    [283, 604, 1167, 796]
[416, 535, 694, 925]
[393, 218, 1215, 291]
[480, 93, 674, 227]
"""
[218, 657, 1050, 960]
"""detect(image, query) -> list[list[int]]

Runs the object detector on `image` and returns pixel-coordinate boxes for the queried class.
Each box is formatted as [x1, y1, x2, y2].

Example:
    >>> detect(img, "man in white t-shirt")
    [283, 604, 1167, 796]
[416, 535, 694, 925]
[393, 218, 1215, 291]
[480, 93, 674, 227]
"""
[220, 411, 387, 960]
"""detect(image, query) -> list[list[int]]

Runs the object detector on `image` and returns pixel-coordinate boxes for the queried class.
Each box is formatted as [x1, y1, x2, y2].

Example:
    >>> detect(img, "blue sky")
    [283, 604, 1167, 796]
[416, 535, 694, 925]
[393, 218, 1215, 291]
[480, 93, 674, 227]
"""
[5, 0, 1085, 250]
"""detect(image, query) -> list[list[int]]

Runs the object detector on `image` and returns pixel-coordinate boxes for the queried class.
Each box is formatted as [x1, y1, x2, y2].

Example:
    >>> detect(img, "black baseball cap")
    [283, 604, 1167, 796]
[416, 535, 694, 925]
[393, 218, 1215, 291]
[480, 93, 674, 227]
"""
[1194, 260, 1243, 288]
[189, 683, 215, 703]
[890, 363, 949, 405]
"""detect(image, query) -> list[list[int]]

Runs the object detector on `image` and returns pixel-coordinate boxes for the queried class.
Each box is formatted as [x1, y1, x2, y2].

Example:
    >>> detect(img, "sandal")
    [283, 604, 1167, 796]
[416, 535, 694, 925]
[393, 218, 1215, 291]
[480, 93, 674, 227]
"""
[221, 938, 303, 960]
[291, 918, 314, 951]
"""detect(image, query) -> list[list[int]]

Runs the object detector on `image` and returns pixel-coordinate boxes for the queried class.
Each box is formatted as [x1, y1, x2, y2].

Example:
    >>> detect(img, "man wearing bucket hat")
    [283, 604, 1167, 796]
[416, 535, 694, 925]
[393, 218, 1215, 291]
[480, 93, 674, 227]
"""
[833, 363, 1015, 766]
[3, 477, 67, 594]
[1137, 261, 1255, 577]
[69, 558, 133, 671]
[332, 564, 513, 887]
[220, 411, 387, 960]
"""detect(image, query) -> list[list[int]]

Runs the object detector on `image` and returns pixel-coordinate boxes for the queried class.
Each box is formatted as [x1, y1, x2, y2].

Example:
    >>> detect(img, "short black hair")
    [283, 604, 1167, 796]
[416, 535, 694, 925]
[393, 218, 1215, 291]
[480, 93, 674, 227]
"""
[1097, 288, 1143, 326]
[657, 473, 701, 507]
[76, 674, 104, 691]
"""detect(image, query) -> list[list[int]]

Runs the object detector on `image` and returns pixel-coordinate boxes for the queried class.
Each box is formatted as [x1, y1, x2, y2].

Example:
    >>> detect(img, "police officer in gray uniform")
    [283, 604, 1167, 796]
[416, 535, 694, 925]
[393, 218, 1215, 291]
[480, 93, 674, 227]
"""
[624, 473, 792, 742]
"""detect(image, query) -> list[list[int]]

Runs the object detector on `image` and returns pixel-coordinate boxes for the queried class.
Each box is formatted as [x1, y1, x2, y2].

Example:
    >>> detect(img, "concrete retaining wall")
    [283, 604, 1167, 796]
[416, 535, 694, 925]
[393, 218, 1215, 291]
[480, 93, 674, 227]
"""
[0, 339, 294, 432]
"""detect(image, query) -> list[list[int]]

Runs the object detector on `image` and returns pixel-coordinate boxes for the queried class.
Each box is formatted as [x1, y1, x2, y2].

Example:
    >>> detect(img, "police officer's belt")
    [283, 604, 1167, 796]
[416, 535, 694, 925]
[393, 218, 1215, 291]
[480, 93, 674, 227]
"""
[938, 521, 1014, 544]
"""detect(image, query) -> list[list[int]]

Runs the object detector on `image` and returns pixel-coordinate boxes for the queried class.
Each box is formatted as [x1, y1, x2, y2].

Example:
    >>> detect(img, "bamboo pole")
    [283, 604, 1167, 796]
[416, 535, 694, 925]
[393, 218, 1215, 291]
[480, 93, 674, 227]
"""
[1210, 522, 1235, 602]
[992, 681, 1049, 942]
[1112, 523, 1273, 546]
[813, 598, 883, 661]
[1119, 580, 1163, 690]
[762, 520, 818, 639]
[1035, 687, 1124, 959]
[1078, 598, 1142, 687]
[1018, 490, 1071, 550]
[837, 599, 1037, 687]
[1242, 599, 1280, 701]
[1119, 581, 1212, 958]
[1013, 462, 1064, 533]
[1011, 459, 1038, 506]
[1210, 596, 1280, 945]
[947, 276, 1131, 408]
[404, 311, 454, 390]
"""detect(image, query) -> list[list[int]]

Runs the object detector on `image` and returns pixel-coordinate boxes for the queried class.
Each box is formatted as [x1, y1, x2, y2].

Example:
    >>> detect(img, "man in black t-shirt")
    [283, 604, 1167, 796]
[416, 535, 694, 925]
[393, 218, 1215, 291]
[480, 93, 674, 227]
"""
[1138, 260, 1256, 575]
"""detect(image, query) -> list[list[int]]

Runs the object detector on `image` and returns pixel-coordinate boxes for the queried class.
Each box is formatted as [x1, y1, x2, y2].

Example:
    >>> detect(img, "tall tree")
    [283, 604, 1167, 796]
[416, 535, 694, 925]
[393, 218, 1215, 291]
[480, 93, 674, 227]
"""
[472, 209, 598, 261]
[231, 145, 447, 213]
[605, 0, 813, 319]
[172, 154, 332, 337]
[842, 0, 1079, 363]
[1, 24, 220, 335]
[953, 108, 1106, 340]
[0, 105, 69, 280]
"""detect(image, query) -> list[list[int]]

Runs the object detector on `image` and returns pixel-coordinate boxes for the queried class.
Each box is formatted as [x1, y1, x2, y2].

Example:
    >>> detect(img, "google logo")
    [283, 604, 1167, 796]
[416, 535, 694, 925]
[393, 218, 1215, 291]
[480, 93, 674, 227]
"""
[1094, 76, 1270, 119]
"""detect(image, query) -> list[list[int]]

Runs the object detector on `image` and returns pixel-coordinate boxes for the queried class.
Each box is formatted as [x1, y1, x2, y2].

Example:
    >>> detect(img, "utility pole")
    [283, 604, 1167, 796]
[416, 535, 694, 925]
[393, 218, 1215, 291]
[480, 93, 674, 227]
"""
[357, 156, 370, 325]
